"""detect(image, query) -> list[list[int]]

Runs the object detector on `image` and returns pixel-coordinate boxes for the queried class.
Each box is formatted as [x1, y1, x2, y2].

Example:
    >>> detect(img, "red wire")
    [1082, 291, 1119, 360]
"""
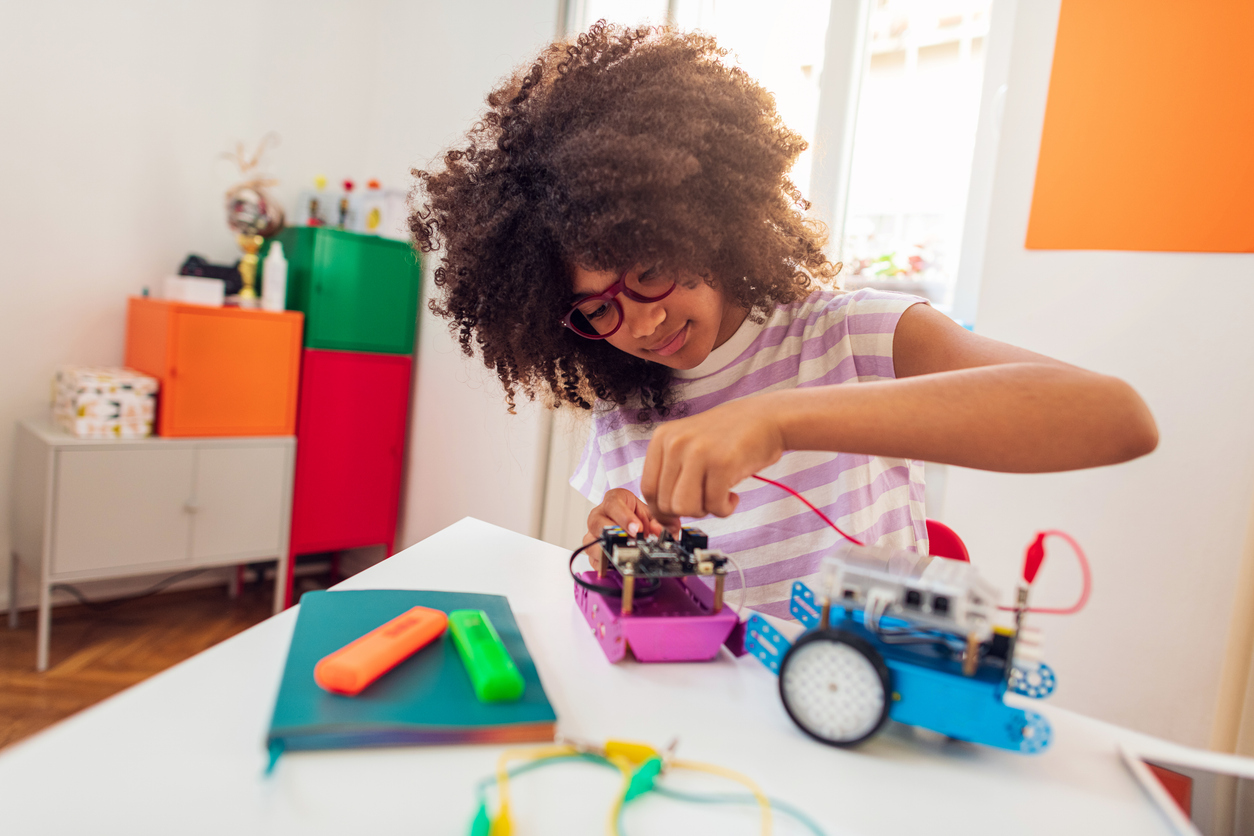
[751, 474, 864, 546]
[997, 529, 1091, 615]
[752, 473, 1088, 617]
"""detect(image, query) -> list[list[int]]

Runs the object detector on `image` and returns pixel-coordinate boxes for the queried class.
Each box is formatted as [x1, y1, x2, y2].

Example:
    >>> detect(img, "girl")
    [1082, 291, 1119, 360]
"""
[410, 23, 1156, 617]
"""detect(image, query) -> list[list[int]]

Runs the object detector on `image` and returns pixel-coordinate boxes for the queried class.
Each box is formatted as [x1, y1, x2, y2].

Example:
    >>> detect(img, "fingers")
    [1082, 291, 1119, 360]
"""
[642, 424, 685, 517]
[641, 396, 785, 520]
[586, 489, 659, 547]
[584, 488, 669, 572]
[581, 530, 603, 572]
[655, 446, 686, 521]
[640, 446, 662, 521]
[643, 430, 741, 520]
[651, 506, 683, 537]
[588, 490, 637, 533]
[703, 468, 740, 518]
[626, 493, 664, 538]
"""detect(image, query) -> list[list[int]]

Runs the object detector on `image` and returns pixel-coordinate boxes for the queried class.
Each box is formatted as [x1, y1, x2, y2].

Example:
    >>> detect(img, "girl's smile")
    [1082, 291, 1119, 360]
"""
[570, 264, 748, 370]
[650, 323, 689, 357]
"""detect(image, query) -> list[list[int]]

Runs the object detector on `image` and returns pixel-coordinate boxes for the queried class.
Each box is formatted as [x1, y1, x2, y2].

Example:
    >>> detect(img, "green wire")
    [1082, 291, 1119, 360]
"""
[470, 753, 620, 834]
[648, 786, 828, 836]
[616, 781, 829, 836]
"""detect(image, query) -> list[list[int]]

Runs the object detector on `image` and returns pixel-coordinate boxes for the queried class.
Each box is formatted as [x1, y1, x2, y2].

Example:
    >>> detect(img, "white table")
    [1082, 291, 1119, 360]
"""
[0, 518, 1182, 835]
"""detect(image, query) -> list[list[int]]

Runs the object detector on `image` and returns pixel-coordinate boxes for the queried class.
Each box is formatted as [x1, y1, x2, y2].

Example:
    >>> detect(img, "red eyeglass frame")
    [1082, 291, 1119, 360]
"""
[560, 267, 676, 339]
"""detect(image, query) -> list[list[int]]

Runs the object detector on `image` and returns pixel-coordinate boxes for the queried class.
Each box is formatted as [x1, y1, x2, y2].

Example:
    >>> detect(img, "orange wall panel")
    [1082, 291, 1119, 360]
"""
[125, 298, 303, 437]
[1026, 0, 1254, 252]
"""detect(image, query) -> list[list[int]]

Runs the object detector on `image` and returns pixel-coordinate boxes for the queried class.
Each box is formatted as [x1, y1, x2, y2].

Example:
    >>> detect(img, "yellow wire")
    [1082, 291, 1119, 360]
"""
[488, 745, 772, 836]
[491, 745, 634, 836]
[493, 745, 578, 833]
[669, 758, 773, 836]
[604, 754, 633, 836]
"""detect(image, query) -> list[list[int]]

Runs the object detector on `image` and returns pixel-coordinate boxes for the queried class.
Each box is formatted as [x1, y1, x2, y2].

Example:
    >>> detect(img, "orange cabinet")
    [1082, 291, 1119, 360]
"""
[125, 298, 303, 436]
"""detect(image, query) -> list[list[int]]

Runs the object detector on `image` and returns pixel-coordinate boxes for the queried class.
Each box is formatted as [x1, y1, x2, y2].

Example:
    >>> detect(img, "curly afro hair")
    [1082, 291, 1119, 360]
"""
[410, 22, 838, 416]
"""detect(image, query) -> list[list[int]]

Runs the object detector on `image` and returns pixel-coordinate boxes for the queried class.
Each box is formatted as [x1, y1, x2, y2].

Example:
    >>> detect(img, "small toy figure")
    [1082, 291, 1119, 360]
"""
[338, 179, 354, 229]
[307, 175, 328, 227]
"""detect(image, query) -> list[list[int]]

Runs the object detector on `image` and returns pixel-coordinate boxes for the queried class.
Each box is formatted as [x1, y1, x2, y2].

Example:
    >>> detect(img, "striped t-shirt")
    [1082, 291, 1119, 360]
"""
[570, 287, 930, 620]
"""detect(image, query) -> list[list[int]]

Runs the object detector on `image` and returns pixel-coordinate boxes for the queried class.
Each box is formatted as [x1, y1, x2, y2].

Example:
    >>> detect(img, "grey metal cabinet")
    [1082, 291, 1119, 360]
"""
[9, 420, 295, 670]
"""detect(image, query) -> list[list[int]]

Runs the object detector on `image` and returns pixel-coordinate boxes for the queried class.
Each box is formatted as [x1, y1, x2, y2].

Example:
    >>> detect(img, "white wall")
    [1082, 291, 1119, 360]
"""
[943, 0, 1254, 747]
[0, 0, 556, 610]
[361, 0, 557, 548]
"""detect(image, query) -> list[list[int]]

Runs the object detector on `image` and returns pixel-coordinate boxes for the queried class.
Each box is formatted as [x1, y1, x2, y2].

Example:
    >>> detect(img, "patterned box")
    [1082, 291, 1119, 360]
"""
[53, 366, 158, 439]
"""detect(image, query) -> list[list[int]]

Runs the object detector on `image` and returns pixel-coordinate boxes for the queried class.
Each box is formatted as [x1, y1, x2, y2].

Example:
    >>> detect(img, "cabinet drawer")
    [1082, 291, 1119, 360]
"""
[52, 448, 195, 575]
[191, 445, 289, 561]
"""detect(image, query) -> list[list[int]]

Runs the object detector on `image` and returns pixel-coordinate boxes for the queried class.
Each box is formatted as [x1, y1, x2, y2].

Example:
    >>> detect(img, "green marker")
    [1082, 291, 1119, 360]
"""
[448, 609, 525, 703]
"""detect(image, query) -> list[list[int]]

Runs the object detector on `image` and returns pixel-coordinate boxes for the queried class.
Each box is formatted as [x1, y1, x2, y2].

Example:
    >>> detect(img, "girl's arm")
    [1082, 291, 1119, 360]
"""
[641, 303, 1158, 521]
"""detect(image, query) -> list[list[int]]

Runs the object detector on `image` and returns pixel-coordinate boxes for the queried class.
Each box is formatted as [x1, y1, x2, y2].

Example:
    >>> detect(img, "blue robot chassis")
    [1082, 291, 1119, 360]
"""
[744, 580, 1057, 754]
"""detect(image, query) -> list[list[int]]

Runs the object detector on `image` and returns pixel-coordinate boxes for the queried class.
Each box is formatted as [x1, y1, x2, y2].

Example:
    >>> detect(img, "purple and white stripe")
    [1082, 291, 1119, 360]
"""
[571, 288, 929, 618]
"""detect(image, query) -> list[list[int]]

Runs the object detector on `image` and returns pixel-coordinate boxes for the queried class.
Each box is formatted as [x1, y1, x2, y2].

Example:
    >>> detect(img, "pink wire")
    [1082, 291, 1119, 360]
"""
[997, 529, 1092, 615]
[751, 474, 864, 546]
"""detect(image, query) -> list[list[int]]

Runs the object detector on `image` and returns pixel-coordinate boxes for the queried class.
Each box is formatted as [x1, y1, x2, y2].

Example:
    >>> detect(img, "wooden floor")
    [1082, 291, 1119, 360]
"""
[0, 582, 275, 751]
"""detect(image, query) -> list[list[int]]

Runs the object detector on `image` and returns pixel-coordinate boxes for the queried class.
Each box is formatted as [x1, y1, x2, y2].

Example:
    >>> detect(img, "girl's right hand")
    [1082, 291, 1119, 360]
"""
[582, 488, 666, 570]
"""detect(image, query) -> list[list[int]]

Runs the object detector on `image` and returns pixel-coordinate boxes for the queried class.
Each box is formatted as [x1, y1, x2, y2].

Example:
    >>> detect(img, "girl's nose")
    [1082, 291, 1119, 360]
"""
[625, 298, 667, 339]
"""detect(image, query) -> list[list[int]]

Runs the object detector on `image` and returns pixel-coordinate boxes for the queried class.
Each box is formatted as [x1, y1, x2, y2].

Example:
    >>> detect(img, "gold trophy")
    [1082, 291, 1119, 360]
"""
[224, 135, 284, 307]
[234, 233, 265, 306]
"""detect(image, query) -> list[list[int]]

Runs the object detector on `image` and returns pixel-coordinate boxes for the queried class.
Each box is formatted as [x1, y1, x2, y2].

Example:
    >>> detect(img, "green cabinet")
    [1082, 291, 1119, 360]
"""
[272, 227, 421, 355]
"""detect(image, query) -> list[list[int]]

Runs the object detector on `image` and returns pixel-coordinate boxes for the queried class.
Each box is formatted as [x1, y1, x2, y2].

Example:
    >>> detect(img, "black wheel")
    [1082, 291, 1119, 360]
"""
[779, 629, 892, 747]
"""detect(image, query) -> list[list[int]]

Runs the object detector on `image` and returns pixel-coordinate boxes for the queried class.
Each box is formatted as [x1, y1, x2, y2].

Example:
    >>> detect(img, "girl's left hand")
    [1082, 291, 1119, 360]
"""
[641, 395, 786, 523]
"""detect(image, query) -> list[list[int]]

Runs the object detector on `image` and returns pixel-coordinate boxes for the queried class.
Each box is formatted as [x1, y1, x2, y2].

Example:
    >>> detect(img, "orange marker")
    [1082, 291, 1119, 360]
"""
[314, 606, 448, 696]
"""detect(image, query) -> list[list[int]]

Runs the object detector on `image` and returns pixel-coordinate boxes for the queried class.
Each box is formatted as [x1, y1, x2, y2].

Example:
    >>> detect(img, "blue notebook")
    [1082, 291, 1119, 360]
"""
[266, 590, 556, 766]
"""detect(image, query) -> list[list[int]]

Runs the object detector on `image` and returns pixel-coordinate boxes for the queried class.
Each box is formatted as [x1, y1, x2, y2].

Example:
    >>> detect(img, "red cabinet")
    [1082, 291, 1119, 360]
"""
[285, 349, 412, 606]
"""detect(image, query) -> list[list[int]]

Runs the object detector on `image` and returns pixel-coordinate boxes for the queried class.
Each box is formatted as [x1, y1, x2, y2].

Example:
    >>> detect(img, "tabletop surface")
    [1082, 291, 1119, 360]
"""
[0, 517, 1180, 836]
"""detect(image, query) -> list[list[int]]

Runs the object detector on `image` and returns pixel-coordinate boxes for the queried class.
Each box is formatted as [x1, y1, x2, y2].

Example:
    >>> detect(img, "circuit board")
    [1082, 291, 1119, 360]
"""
[599, 525, 729, 578]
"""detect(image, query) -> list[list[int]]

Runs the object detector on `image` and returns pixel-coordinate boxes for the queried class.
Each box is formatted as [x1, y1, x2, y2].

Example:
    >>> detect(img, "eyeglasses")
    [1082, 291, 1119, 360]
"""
[561, 267, 677, 339]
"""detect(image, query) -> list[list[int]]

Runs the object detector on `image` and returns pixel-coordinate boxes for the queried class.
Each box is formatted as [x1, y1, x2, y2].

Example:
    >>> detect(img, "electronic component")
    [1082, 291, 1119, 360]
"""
[314, 605, 448, 696]
[448, 609, 525, 703]
[596, 525, 730, 615]
[600, 525, 724, 577]
[571, 525, 741, 663]
[817, 543, 1000, 642]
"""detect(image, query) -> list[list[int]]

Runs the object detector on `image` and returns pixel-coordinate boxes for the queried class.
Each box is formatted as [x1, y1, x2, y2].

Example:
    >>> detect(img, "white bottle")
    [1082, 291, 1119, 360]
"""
[261, 242, 289, 312]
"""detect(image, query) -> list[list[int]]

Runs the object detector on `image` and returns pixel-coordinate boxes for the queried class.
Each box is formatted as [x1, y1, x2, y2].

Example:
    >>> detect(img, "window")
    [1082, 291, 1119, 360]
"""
[564, 0, 669, 31]
[842, 0, 992, 311]
[671, 0, 832, 197]
[565, 0, 997, 314]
